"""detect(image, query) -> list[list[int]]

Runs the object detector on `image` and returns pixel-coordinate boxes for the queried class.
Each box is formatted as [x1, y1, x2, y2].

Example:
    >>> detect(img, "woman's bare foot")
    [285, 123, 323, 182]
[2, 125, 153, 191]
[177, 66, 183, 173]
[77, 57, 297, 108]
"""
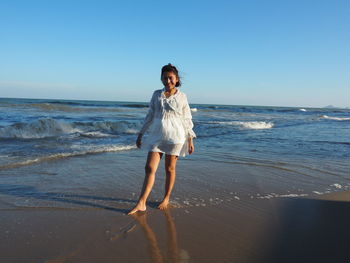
[127, 202, 147, 215]
[157, 198, 170, 210]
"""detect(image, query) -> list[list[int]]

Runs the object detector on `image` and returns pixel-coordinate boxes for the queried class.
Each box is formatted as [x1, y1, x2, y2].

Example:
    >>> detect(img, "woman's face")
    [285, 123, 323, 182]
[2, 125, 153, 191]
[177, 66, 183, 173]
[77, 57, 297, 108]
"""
[161, 72, 178, 89]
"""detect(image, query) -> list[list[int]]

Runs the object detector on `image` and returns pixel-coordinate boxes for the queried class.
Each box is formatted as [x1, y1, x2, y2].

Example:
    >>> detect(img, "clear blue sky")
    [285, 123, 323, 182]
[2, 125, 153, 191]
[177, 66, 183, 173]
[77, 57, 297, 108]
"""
[0, 0, 349, 107]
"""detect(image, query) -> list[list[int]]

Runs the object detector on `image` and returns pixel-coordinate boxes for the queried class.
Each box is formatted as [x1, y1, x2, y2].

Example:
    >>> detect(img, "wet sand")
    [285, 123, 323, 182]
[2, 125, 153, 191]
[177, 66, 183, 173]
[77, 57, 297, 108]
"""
[1, 149, 350, 262]
[1, 193, 350, 263]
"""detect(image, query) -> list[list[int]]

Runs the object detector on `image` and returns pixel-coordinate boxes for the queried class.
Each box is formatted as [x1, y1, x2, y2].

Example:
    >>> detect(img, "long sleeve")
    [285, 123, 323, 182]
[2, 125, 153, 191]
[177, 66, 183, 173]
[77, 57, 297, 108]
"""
[139, 92, 156, 135]
[182, 94, 196, 138]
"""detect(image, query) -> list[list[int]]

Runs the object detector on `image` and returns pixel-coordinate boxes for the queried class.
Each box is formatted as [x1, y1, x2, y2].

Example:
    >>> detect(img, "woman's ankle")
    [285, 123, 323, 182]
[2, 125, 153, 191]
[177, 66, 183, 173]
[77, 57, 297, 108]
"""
[162, 196, 170, 201]
[137, 199, 147, 206]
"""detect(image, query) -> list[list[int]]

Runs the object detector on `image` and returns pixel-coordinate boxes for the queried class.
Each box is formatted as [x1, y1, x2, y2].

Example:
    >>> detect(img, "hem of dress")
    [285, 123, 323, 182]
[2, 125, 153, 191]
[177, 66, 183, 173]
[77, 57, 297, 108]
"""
[148, 149, 180, 157]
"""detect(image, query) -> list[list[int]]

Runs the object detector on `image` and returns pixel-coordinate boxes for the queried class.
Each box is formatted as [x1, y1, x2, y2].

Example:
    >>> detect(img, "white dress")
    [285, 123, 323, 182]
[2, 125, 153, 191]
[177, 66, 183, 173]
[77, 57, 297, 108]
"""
[139, 88, 196, 157]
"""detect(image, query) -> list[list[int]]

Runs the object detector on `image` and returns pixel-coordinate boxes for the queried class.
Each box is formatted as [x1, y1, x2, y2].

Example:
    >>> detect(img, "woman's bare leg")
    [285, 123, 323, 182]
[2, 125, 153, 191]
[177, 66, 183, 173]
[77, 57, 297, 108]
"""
[128, 152, 163, 215]
[158, 154, 178, 210]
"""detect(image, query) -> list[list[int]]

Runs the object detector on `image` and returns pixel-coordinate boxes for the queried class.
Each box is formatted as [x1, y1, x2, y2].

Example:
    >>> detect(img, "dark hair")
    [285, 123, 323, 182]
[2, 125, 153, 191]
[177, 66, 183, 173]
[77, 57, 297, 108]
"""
[161, 63, 181, 87]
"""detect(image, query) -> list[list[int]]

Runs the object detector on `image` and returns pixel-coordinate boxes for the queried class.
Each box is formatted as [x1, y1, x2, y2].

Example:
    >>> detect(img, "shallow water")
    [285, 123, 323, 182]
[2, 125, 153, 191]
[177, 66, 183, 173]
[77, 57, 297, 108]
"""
[0, 97, 349, 211]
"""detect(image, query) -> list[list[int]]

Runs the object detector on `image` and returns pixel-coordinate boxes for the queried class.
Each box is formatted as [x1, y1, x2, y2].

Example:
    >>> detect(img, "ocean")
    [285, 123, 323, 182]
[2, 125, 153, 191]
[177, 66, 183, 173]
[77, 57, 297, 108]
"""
[0, 97, 349, 210]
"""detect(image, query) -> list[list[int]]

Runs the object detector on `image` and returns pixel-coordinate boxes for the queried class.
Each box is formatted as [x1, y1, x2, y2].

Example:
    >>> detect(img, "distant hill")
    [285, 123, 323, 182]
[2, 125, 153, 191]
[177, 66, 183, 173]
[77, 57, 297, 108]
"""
[323, 105, 350, 109]
[323, 105, 336, 108]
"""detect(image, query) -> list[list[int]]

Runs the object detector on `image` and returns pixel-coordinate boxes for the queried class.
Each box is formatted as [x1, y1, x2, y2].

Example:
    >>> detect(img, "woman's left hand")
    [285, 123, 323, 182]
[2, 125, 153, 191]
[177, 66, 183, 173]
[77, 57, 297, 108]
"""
[188, 138, 194, 155]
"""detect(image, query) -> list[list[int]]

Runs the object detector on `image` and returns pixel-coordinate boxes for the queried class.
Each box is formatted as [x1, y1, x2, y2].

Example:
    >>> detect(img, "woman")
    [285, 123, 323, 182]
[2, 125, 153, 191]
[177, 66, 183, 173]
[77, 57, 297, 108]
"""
[128, 64, 196, 215]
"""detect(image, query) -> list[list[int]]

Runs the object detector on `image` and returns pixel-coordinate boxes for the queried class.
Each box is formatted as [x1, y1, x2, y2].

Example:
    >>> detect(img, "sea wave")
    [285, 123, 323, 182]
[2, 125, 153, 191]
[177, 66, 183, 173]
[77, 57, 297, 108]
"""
[24, 103, 129, 113]
[0, 118, 141, 139]
[320, 115, 350, 121]
[311, 140, 350, 146]
[209, 121, 274, 130]
[238, 121, 274, 129]
[119, 103, 148, 108]
[0, 144, 136, 170]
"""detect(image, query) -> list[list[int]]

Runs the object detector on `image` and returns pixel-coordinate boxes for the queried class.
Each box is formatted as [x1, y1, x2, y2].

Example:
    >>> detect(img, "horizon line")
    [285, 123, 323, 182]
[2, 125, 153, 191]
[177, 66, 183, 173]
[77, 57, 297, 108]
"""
[0, 96, 348, 110]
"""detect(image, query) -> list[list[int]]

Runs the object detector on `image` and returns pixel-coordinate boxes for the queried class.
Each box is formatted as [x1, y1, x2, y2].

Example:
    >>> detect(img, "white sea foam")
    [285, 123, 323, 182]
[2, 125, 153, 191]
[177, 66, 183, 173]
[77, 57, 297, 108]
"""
[256, 193, 308, 199]
[190, 108, 198, 112]
[278, 193, 309, 198]
[321, 115, 350, 121]
[299, 108, 307, 112]
[124, 129, 139, 134]
[331, 183, 342, 189]
[238, 121, 274, 129]
[210, 121, 274, 130]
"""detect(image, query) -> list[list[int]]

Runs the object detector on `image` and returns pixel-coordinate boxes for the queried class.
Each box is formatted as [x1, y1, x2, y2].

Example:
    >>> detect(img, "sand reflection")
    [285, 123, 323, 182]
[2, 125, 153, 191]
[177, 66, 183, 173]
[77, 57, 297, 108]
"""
[131, 210, 189, 263]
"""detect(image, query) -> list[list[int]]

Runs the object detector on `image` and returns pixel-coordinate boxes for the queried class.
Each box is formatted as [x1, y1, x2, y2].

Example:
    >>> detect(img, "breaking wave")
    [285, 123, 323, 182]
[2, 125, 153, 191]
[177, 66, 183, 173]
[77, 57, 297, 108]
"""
[0, 144, 136, 170]
[209, 121, 274, 130]
[320, 115, 350, 121]
[238, 121, 274, 129]
[0, 118, 141, 139]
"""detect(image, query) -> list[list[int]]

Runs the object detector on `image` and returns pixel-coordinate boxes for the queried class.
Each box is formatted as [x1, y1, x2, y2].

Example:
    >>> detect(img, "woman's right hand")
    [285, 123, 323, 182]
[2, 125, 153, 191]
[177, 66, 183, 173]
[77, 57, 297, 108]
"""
[136, 134, 142, 148]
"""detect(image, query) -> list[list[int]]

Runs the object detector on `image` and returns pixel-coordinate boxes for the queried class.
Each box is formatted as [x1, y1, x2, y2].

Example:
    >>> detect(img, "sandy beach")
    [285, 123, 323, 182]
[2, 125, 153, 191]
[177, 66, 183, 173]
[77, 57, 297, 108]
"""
[1, 192, 350, 262]
[1, 149, 350, 263]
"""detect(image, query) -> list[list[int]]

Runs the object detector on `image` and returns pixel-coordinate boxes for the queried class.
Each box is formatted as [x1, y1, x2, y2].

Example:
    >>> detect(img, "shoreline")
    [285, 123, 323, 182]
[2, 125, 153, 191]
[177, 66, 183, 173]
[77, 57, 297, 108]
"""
[1, 149, 349, 262]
